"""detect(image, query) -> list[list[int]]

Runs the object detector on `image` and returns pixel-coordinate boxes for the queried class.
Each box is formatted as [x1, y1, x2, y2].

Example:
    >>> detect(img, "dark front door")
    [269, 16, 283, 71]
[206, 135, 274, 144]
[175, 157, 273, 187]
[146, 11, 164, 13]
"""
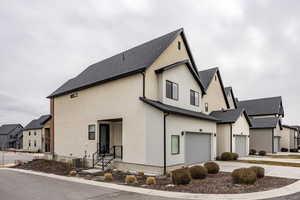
[99, 124, 110, 154]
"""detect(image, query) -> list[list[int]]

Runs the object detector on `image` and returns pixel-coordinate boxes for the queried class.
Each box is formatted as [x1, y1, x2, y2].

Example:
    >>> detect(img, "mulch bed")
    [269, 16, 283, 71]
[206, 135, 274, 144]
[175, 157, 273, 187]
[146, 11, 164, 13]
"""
[14, 159, 297, 194]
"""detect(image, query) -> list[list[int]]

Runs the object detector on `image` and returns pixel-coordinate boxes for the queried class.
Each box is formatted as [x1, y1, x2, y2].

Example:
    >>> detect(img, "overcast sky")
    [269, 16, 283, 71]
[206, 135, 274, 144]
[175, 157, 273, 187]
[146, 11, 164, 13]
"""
[0, 0, 299, 126]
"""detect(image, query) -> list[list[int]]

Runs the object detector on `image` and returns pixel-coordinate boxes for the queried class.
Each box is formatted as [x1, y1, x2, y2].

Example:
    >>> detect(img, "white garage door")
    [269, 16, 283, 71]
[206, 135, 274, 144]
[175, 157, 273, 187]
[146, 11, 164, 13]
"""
[274, 137, 280, 153]
[235, 135, 247, 157]
[185, 132, 211, 165]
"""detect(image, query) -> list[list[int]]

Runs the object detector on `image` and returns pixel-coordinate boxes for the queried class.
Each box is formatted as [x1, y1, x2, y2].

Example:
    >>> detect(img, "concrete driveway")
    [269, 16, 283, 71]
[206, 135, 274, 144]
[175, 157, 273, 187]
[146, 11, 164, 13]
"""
[0, 151, 43, 166]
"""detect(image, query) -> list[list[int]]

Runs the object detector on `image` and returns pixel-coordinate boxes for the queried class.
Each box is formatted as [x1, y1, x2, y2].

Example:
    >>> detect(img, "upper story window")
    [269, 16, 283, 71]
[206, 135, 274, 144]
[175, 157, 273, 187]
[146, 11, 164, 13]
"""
[190, 90, 199, 106]
[205, 103, 209, 112]
[29, 132, 31, 136]
[34, 132, 36, 136]
[166, 80, 178, 100]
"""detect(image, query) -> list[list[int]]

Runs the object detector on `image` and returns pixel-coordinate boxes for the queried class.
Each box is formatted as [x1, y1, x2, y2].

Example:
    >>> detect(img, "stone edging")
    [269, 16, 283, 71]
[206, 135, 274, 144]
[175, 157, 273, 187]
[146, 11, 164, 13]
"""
[2, 168, 300, 200]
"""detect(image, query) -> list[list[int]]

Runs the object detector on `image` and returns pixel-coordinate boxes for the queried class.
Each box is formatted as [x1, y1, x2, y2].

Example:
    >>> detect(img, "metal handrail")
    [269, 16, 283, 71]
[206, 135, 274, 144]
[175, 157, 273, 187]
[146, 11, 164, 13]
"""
[92, 145, 123, 168]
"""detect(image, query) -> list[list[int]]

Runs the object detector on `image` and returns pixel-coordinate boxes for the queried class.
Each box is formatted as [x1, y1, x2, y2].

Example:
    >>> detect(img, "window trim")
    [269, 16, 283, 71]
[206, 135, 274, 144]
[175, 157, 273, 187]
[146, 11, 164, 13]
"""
[171, 135, 180, 155]
[190, 89, 199, 106]
[88, 124, 96, 140]
[166, 80, 179, 101]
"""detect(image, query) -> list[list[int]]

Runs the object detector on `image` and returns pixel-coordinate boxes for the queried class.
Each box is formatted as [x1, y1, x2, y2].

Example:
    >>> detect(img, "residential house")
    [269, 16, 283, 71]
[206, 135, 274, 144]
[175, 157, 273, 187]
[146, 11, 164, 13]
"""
[23, 115, 51, 152]
[47, 28, 220, 174]
[237, 96, 284, 153]
[0, 124, 23, 150]
[292, 126, 300, 148]
[198, 68, 251, 157]
[281, 125, 298, 151]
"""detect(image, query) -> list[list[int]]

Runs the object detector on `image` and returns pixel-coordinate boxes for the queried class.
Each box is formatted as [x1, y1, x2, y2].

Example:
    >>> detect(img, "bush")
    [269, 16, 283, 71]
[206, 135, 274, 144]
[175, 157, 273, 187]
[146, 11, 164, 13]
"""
[189, 165, 207, 179]
[104, 173, 113, 181]
[249, 166, 265, 178]
[290, 148, 298, 152]
[258, 150, 266, 156]
[171, 168, 191, 185]
[125, 175, 138, 184]
[221, 152, 234, 161]
[231, 168, 257, 184]
[232, 153, 239, 160]
[69, 170, 77, 176]
[249, 149, 257, 155]
[281, 148, 288, 152]
[204, 162, 220, 174]
[146, 177, 156, 185]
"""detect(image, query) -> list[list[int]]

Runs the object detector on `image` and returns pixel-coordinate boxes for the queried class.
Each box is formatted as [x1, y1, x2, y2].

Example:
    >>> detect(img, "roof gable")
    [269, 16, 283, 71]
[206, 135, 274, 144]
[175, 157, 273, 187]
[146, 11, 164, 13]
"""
[210, 108, 251, 125]
[224, 86, 238, 109]
[0, 124, 23, 135]
[250, 117, 281, 129]
[24, 115, 51, 130]
[48, 28, 199, 98]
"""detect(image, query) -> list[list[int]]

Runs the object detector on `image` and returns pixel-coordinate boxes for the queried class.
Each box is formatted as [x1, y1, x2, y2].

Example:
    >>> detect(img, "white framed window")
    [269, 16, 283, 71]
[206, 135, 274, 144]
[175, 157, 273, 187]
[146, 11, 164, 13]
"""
[88, 124, 96, 140]
[171, 135, 180, 154]
[190, 90, 199, 106]
[166, 80, 178, 100]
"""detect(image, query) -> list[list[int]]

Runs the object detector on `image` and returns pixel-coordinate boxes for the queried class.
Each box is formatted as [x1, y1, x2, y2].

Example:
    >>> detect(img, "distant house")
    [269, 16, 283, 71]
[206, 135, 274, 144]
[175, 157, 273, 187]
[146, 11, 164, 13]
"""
[23, 115, 51, 152]
[292, 126, 300, 147]
[281, 125, 298, 151]
[237, 96, 284, 153]
[0, 124, 23, 150]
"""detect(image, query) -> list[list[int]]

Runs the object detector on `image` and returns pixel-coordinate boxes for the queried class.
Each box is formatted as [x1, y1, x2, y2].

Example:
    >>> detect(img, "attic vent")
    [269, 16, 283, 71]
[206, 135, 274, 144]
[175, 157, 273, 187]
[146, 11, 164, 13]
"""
[70, 92, 78, 99]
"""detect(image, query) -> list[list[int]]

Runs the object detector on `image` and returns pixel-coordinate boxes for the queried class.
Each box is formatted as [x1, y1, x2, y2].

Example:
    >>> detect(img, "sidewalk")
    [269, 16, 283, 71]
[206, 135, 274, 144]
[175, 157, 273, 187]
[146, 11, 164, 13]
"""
[239, 156, 300, 164]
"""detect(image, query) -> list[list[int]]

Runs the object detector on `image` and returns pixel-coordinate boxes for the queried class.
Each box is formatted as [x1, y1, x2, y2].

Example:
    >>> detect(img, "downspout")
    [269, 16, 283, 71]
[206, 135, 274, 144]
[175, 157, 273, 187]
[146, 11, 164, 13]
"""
[163, 112, 169, 175]
[141, 71, 145, 98]
[272, 129, 274, 153]
[230, 124, 233, 153]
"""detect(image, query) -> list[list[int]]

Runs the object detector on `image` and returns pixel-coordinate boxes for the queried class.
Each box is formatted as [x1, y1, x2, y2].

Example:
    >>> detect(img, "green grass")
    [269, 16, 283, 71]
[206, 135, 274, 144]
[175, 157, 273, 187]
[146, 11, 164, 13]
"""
[235, 160, 300, 168]
[267, 155, 300, 159]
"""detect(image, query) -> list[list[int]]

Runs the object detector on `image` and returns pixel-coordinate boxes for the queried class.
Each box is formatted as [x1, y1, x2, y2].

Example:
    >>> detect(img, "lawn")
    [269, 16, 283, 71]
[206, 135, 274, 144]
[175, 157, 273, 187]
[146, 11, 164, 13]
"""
[268, 155, 300, 159]
[236, 160, 300, 167]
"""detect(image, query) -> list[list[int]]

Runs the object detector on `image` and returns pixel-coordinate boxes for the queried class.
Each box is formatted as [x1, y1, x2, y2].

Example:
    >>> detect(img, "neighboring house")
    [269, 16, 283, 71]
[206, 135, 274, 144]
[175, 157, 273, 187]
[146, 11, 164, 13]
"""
[47, 28, 220, 174]
[281, 125, 298, 151]
[198, 68, 251, 157]
[292, 125, 300, 147]
[224, 87, 238, 109]
[0, 124, 23, 150]
[237, 96, 284, 153]
[210, 109, 252, 157]
[23, 115, 51, 152]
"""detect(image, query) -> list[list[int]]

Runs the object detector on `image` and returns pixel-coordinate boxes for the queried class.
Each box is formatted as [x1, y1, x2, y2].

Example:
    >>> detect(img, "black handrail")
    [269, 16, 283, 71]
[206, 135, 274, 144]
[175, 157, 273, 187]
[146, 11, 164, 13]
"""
[92, 145, 123, 168]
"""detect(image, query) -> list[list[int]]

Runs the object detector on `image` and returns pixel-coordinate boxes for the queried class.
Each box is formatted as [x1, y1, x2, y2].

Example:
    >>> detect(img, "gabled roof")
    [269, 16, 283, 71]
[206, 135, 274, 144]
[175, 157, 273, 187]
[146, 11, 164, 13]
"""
[48, 28, 199, 98]
[140, 97, 218, 121]
[198, 67, 230, 109]
[237, 96, 284, 117]
[155, 59, 205, 93]
[224, 86, 238, 108]
[210, 108, 252, 126]
[250, 117, 282, 129]
[0, 124, 23, 135]
[24, 115, 51, 130]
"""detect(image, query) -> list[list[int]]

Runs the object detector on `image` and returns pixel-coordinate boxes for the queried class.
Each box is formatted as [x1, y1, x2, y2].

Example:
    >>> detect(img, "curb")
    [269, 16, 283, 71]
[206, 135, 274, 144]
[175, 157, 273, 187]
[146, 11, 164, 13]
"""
[2, 168, 300, 200]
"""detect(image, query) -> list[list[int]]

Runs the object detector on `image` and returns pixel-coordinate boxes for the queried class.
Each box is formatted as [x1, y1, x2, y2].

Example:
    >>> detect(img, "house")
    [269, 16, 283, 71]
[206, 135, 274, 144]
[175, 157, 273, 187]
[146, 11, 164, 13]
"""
[237, 96, 284, 153]
[0, 124, 23, 150]
[198, 67, 251, 157]
[281, 125, 298, 151]
[23, 115, 51, 152]
[210, 109, 252, 157]
[292, 126, 300, 148]
[47, 28, 220, 174]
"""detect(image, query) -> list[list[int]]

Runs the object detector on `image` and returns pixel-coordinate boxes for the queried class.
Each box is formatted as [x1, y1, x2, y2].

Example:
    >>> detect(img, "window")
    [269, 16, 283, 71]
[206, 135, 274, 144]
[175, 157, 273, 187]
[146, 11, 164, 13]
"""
[29, 132, 31, 136]
[190, 90, 199, 106]
[205, 103, 209, 112]
[171, 135, 180, 154]
[34, 132, 36, 136]
[28, 140, 31, 147]
[178, 41, 181, 50]
[88, 125, 96, 140]
[34, 140, 36, 147]
[166, 80, 178, 100]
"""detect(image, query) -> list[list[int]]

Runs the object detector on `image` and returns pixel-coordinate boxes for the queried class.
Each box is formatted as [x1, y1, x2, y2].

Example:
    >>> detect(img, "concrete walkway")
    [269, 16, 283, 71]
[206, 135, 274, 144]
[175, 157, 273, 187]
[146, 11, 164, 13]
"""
[217, 161, 300, 179]
[240, 156, 300, 164]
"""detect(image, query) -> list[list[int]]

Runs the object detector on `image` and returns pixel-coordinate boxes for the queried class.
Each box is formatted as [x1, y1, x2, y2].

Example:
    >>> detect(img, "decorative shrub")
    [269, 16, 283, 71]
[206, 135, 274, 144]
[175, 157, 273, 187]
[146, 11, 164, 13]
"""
[171, 168, 191, 185]
[258, 150, 266, 156]
[281, 148, 288, 152]
[215, 156, 221, 161]
[125, 175, 138, 184]
[221, 152, 234, 161]
[189, 165, 207, 179]
[249, 166, 265, 178]
[146, 177, 156, 185]
[104, 173, 113, 181]
[204, 162, 220, 174]
[69, 170, 77, 176]
[231, 168, 257, 184]
[232, 153, 239, 160]
[249, 149, 257, 155]
[137, 171, 145, 177]
[290, 148, 298, 152]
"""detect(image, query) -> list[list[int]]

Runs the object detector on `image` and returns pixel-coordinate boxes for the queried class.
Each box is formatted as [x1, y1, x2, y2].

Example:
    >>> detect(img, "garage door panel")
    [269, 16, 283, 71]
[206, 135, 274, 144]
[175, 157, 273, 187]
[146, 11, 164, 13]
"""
[274, 137, 280, 153]
[185, 132, 211, 165]
[235, 135, 247, 157]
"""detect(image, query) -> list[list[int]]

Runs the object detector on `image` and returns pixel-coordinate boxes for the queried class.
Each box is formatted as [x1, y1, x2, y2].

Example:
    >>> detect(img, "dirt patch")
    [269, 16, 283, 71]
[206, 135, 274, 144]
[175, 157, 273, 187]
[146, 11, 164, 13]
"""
[14, 159, 73, 175]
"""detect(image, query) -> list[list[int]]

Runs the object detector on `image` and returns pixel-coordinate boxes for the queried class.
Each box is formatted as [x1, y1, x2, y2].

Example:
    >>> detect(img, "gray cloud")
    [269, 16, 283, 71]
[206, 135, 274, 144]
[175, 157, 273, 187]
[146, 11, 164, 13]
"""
[0, 0, 299, 126]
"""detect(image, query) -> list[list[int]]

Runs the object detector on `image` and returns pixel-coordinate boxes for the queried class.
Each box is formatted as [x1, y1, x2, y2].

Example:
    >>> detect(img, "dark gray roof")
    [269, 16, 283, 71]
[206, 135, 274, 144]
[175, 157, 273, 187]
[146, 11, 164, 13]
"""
[237, 96, 284, 117]
[24, 115, 51, 130]
[250, 117, 281, 129]
[48, 28, 200, 98]
[0, 124, 23, 135]
[224, 87, 232, 96]
[224, 86, 238, 108]
[140, 97, 218, 121]
[198, 67, 218, 91]
[210, 108, 252, 125]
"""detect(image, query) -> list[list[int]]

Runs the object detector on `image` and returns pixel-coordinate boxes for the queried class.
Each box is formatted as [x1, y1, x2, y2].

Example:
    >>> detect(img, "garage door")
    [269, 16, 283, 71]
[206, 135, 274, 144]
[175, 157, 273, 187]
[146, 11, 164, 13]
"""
[274, 137, 280, 152]
[185, 132, 211, 165]
[235, 135, 247, 157]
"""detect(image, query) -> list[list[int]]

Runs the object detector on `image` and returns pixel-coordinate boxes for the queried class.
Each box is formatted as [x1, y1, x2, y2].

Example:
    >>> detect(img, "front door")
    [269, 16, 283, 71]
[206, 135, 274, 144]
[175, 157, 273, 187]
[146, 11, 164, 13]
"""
[99, 124, 110, 154]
